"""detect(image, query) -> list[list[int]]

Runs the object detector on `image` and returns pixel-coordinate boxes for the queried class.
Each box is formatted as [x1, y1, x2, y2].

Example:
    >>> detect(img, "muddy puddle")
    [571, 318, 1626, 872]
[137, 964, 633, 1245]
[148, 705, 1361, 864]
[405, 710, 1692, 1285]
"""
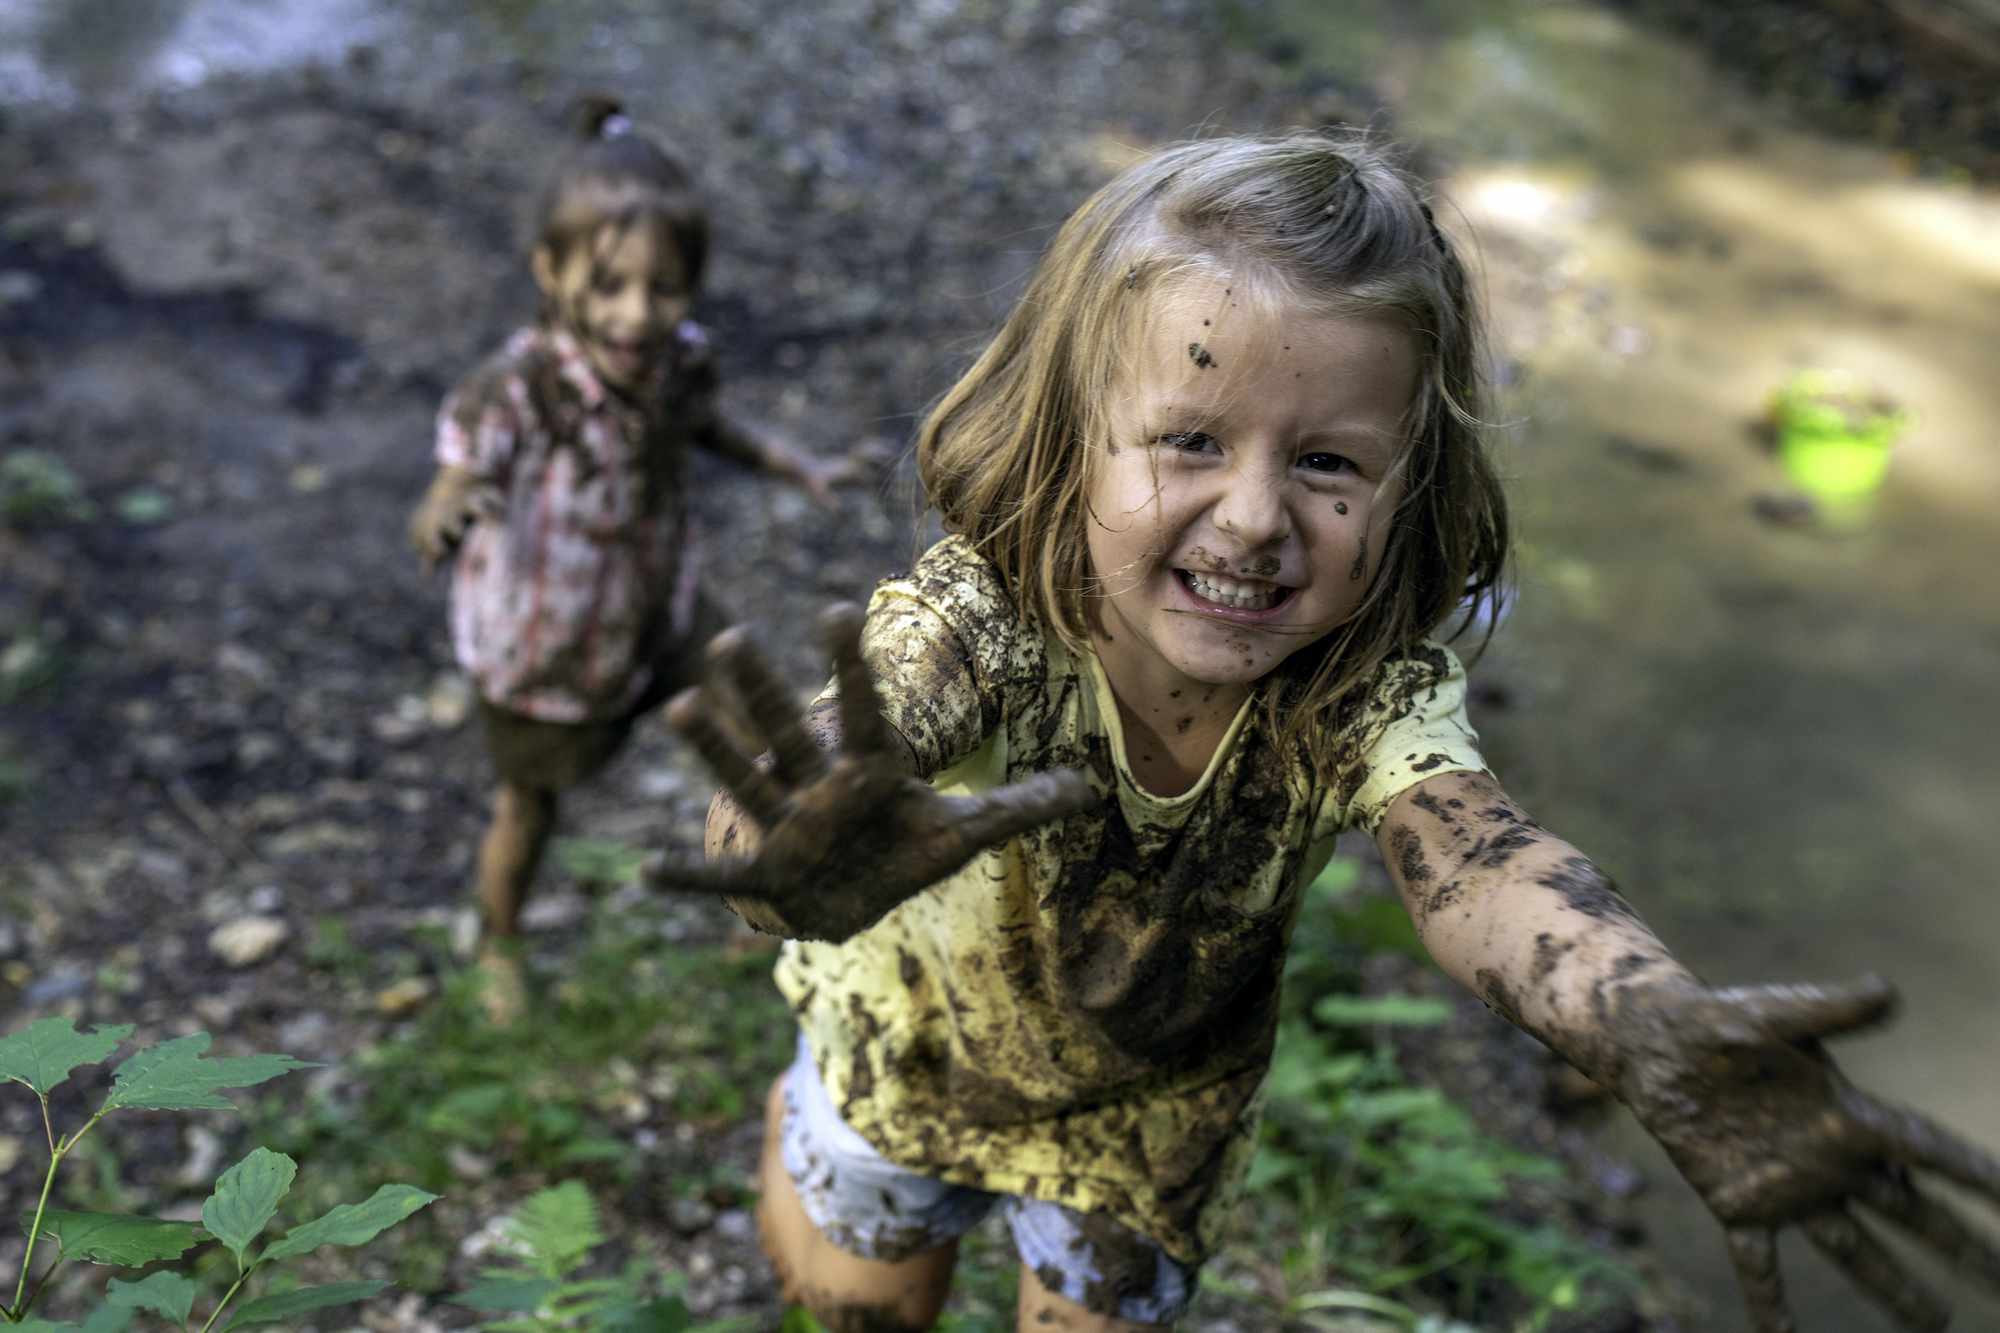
[6, 0, 1998, 1328]
[1260, 1, 2000, 1327]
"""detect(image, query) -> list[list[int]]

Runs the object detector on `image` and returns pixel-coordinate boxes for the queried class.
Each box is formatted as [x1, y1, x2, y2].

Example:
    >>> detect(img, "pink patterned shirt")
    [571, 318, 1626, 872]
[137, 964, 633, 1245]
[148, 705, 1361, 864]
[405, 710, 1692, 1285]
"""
[434, 323, 718, 722]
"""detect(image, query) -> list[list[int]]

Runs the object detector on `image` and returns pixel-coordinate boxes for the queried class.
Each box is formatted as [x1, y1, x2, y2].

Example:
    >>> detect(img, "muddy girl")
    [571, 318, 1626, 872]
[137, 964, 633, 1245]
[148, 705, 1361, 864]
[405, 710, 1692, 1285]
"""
[646, 131, 2000, 1332]
[409, 99, 851, 1021]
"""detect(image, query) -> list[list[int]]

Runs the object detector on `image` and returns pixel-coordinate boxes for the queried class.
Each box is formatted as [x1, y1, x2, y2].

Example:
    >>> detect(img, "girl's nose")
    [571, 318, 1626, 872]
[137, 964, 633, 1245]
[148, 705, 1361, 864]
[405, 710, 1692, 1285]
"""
[1212, 471, 1292, 549]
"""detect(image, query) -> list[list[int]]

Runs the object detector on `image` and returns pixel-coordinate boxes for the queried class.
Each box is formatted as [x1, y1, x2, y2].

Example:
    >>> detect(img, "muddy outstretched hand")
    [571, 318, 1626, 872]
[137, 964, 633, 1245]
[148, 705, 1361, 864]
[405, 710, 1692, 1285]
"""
[643, 604, 1098, 942]
[409, 467, 503, 570]
[1608, 976, 2000, 1332]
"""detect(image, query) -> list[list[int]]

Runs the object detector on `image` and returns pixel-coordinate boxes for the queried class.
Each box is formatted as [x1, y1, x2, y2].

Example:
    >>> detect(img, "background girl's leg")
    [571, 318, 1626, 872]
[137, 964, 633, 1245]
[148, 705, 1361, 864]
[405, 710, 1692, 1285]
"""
[1014, 1261, 1169, 1333]
[757, 1075, 961, 1331]
[472, 780, 555, 1021]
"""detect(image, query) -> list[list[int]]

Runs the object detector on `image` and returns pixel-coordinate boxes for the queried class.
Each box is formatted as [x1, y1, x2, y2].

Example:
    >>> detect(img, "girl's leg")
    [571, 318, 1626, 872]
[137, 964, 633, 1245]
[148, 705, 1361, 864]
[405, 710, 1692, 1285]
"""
[1014, 1263, 1168, 1332]
[757, 1076, 960, 1332]
[472, 781, 556, 1021]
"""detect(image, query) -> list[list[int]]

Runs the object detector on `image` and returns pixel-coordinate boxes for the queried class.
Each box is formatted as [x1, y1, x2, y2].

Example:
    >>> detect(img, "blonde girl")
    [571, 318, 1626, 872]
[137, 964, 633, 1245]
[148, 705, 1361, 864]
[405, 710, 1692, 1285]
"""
[652, 130, 2000, 1332]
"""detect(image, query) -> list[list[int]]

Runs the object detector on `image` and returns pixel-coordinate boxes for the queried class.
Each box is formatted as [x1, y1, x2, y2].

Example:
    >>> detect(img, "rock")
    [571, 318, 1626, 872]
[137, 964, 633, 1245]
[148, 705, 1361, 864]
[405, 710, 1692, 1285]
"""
[447, 1146, 493, 1180]
[426, 673, 473, 729]
[668, 1196, 717, 1233]
[23, 967, 89, 1004]
[713, 1208, 756, 1243]
[177, 1126, 225, 1187]
[208, 915, 291, 967]
[375, 976, 436, 1016]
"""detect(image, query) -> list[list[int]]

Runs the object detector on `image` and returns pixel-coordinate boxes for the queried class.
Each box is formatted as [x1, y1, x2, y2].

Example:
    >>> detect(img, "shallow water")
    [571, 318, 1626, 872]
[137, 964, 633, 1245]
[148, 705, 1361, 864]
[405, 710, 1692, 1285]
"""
[1265, 1, 2000, 1327]
[6, 0, 1998, 1326]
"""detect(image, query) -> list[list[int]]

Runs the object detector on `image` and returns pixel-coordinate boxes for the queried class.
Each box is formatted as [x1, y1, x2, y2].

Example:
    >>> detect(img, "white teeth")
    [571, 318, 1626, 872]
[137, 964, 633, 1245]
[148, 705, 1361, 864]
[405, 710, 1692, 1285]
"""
[1185, 571, 1282, 610]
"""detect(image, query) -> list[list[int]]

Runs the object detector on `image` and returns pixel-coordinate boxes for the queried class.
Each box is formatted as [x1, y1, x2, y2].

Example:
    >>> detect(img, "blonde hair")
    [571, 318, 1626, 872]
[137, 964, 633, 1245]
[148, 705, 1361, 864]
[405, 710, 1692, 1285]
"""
[915, 129, 1509, 781]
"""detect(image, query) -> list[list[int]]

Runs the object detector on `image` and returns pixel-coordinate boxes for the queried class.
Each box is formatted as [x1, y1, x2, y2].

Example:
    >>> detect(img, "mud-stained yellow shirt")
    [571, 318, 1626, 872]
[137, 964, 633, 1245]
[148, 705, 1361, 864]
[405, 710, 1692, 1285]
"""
[774, 536, 1488, 1263]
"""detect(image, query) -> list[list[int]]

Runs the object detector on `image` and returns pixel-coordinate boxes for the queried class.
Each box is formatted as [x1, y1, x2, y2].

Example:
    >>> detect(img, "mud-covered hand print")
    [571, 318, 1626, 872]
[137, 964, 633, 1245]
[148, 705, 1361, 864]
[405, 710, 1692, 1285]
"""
[643, 604, 1099, 942]
[1603, 975, 2000, 1333]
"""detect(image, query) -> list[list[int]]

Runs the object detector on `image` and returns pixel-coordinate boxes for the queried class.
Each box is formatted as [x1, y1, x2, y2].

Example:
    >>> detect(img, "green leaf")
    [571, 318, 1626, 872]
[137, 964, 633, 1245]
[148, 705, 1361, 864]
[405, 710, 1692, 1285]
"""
[0, 1018, 133, 1097]
[113, 488, 174, 525]
[106, 1272, 199, 1325]
[1312, 993, 1453, 1027]
[261, 1184, 438, 1263]
[449, 1275, 558, 1313]
[202, 1148, 297, 1268]
[504, 1181, 601, 1280]
[222, 1280, 387, 1330]
[104, 1034, 314, 1111]
[27, 1310, 136, 1333]
[24, 1210, 206, 1266]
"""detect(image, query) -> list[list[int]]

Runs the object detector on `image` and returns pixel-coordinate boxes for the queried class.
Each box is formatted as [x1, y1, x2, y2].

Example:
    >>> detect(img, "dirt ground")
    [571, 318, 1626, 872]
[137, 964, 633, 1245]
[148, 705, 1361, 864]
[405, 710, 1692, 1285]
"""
[4, 0, 1994, 1328]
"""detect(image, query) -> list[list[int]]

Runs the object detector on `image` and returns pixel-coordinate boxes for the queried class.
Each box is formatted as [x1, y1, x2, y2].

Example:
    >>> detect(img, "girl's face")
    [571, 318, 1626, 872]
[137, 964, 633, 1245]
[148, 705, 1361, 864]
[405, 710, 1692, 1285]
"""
[534, 216, 692, 392]
[1084, 274, 1417, 706]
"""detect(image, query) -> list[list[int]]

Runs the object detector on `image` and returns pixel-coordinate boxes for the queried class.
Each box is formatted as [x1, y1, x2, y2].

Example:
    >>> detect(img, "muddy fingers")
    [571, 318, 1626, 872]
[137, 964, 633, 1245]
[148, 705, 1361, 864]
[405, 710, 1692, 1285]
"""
[1860, 1172, 2000, 1291]
[707, 627, 826, 783]
[818, 603, 895, 758]
[1724, 1228, 1794, 1333]
[667, 686, 790, 825]
[1803, 1210, 1951, 1331]
[1708, 976, 1900, 1047]
[937, 771, 1099, 862]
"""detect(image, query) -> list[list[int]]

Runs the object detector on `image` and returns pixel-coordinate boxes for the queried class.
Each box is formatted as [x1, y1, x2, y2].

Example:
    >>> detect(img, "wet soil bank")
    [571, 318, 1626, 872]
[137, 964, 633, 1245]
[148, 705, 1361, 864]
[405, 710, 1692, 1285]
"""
[4, 1, 1997, 1329]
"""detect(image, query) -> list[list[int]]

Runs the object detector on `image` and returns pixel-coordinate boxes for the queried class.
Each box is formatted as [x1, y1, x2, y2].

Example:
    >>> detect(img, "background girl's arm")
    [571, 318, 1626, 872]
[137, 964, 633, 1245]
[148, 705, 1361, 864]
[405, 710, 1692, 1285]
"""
[693, 414, 855, 505]
[1378, 767, 2000, 1332]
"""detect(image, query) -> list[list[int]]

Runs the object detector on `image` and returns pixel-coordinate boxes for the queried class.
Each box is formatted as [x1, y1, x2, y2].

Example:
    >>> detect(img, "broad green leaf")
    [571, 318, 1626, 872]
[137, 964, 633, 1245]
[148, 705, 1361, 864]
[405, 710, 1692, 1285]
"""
[202, 1148, 297, 1268]
[106, 1272, 199, 1325]
[104, 1034, 314, 1111]
[448, 1275, 557, 1313]
[21, 1310, 133, 1333]
[25, 1210, 205, 1267]
[222, 1280, 386, 1330]
[1312, 993, 1453, 1028]
[0, 1018, 132, 1096]
[504, 1181, 600, 1279]
[261, 1184, 438, 1263]
[606, 1297, 698, 1333]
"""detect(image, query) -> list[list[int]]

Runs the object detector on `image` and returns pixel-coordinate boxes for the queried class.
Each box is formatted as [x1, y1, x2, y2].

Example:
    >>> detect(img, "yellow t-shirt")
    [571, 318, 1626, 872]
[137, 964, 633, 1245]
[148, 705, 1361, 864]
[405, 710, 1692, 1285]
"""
[774, 535, 1488, 1263]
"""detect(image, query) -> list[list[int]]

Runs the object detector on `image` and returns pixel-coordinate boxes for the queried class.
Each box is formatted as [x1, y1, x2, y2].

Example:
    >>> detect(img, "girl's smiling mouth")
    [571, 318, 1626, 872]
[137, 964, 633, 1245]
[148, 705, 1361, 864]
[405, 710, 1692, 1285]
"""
[1174, 568, 1295, 619]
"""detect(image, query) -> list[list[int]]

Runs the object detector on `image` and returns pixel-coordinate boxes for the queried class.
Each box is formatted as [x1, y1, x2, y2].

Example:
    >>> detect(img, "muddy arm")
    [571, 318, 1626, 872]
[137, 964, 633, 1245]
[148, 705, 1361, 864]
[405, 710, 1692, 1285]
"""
[695, 416, 856, 504]
[1379, 768, 2000, 1333]
[1374, 768, 1696, 1083]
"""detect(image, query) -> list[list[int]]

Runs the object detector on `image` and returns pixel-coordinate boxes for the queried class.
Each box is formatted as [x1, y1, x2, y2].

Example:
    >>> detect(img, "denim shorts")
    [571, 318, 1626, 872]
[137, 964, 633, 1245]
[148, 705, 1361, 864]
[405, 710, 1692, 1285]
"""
[778, 1038, 1197, 1324]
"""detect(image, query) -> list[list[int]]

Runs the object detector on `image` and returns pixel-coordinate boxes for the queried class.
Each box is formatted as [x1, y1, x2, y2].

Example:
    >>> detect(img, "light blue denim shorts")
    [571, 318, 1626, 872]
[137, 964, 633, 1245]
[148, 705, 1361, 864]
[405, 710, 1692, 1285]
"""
[778, 1038, 1197, 1324]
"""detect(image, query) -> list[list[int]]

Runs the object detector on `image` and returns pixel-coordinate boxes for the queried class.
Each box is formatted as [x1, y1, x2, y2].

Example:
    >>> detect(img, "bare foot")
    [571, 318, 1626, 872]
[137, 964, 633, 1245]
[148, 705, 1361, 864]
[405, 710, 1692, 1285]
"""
[474, 942, 528, 1026]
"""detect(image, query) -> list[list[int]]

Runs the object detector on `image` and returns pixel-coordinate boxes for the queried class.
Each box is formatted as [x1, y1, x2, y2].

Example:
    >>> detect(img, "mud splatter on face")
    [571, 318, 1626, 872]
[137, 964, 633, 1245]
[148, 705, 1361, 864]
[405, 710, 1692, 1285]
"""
[1348, 546, 1367, 582]
[1334, 501, 1348, 515]
[1187, 342, 1216, 369]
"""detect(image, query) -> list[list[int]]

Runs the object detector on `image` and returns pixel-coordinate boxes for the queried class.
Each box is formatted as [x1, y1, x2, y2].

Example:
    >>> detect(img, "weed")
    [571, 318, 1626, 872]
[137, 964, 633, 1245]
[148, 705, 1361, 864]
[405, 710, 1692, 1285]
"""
[0, 1017, 434, 1330]
[0, 451, 94, 526]
[450, 1180, 754, 1332]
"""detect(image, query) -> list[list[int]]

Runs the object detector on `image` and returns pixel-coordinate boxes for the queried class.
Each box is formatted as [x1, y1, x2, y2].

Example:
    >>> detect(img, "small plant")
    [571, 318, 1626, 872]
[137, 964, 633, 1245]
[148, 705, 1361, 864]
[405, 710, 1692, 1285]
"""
[450, 1182, 751, 1333]
[0, 452, 94, 526]
[0, 1017, 437, 1331]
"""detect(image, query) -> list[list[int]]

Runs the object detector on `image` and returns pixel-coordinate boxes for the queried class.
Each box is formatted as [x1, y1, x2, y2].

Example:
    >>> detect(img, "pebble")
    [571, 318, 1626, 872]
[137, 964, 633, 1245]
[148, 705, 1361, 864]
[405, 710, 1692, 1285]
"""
[208, 915, 291, 967]
[375, 976, 436, 1016]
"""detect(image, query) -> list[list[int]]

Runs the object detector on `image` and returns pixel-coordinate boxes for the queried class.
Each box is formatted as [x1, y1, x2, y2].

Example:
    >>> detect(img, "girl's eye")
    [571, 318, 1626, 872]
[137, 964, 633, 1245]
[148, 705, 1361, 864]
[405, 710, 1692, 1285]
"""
[1297, 451, 1357, 476]
[1155, 431, 1218, 453]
